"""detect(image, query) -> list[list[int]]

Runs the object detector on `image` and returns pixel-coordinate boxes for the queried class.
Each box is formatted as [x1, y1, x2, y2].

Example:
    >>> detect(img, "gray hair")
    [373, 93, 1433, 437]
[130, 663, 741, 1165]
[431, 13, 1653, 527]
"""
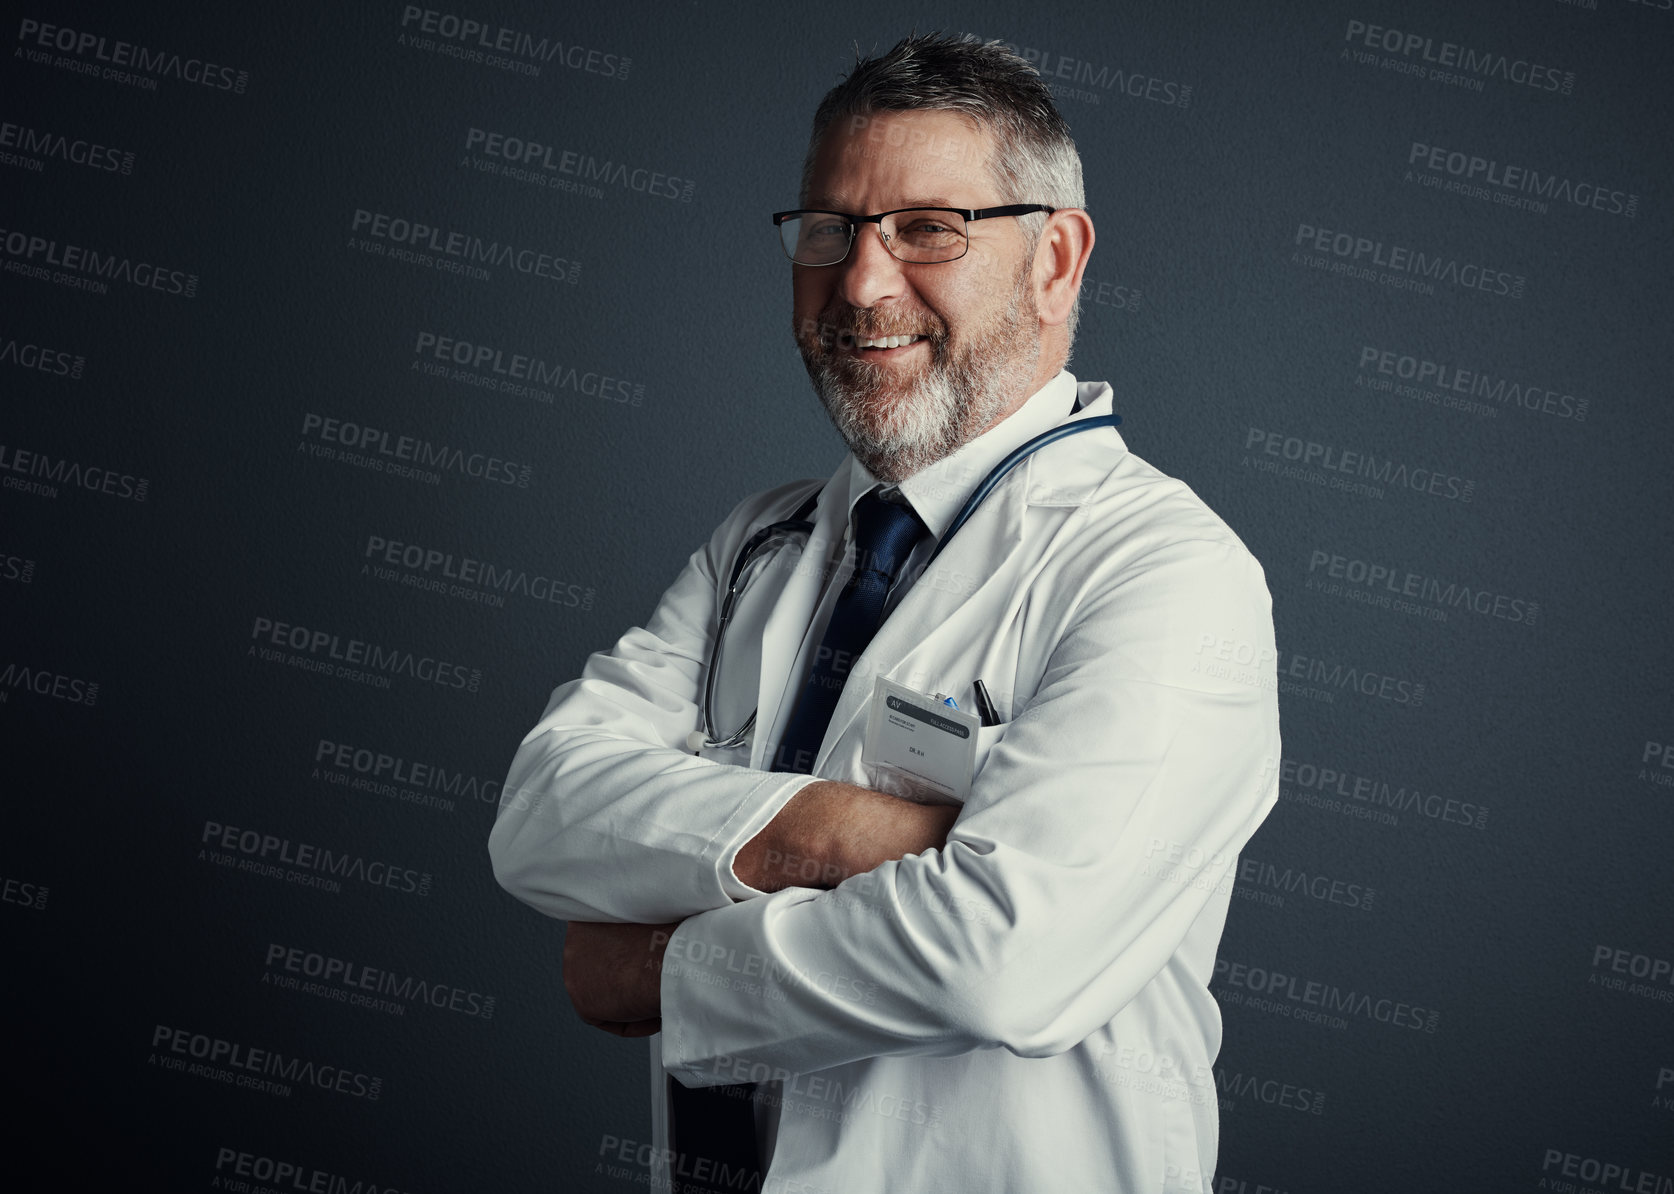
[800, 33, 1086, 343]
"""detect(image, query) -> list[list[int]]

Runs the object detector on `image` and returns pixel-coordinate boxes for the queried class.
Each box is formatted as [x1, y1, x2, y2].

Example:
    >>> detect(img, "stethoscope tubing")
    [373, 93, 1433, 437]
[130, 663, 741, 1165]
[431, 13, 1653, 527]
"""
[698, 410, 1122, 750]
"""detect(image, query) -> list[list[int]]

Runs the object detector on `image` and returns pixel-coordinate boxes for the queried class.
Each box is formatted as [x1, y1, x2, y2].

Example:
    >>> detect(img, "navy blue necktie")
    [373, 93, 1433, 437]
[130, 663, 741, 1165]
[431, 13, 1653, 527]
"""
[773, 490, 929, 775]
[667, 494, 927, 1190]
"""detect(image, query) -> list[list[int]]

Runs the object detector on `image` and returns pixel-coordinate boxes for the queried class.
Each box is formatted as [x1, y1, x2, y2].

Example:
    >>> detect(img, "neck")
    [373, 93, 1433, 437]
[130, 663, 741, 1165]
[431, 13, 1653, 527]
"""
[973, 348, 1066, 439]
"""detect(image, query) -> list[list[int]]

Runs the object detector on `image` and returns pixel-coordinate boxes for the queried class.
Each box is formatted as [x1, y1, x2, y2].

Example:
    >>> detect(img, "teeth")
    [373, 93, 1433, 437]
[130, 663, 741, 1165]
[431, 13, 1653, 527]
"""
[857, 334, 922, 349]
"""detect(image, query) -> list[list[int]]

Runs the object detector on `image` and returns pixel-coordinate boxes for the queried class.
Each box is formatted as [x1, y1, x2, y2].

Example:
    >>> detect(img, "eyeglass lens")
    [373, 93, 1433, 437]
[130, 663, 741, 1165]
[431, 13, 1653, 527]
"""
[781, 210, 968, 265]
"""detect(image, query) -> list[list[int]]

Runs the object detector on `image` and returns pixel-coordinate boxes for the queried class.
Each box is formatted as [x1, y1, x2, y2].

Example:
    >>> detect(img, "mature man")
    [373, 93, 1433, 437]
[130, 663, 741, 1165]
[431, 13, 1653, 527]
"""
[490, 33, 1280, 1194]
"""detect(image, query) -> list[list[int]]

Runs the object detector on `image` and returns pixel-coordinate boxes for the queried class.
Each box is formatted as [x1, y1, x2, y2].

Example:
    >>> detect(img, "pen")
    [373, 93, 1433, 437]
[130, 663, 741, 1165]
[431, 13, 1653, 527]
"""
[972, 679, 1000, 727]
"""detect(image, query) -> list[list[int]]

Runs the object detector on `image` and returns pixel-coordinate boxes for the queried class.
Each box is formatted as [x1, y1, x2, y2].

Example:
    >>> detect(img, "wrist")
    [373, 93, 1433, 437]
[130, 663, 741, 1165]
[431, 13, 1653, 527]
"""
[735, 781, 835, 891]
[777, 780, 858, 888]
[795, 780, 857, 885]
[814, 782, 907, 881]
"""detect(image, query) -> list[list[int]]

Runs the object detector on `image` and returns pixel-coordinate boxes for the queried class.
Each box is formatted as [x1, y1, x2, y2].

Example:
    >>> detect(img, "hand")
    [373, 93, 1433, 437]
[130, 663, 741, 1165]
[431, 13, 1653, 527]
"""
[563, 920, 678, 1038]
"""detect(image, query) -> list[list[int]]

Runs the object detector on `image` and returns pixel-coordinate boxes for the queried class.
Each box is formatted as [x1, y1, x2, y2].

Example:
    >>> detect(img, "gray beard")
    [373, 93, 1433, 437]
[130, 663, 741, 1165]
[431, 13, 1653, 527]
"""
[799, 270, 1041, 483]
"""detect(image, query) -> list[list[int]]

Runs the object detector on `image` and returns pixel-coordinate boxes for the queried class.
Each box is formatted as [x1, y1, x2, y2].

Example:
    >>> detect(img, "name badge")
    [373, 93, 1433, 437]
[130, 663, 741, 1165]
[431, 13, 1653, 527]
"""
[861, 677, 980, 803]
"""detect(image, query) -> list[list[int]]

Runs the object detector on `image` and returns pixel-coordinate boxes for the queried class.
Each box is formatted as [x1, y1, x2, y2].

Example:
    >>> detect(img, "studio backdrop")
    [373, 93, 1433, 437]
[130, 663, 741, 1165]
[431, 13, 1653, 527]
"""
[3, 1, 1671, 1190]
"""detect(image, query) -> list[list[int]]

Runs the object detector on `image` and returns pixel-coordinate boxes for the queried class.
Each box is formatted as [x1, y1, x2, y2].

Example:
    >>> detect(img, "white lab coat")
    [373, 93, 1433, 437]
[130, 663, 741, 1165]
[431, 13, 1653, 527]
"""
[490, 373, 1281, 1193]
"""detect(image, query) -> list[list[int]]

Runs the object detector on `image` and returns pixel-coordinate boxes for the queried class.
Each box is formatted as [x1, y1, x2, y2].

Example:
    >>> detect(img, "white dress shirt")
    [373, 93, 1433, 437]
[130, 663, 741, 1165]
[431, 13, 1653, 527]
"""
[490, 370, 1282, 1194]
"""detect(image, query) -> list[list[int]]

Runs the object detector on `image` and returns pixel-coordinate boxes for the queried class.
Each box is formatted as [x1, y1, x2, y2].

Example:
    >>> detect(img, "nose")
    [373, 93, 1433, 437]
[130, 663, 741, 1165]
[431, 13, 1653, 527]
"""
[835, 219, 910, 310]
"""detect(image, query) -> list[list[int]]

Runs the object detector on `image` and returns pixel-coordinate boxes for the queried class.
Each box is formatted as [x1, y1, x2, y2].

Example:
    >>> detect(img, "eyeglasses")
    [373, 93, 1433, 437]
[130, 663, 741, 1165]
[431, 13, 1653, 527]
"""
[771, 205, 1055, 266]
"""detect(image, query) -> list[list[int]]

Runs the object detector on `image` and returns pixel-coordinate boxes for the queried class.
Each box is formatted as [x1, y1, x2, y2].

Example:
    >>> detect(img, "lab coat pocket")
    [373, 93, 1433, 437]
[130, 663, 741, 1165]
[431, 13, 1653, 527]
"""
[972, 721, 1010, 787]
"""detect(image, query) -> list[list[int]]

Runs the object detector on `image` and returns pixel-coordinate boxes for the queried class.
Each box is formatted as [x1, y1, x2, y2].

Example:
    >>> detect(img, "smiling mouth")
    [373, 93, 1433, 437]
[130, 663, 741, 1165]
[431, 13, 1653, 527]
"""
[854, 334, 928, 350]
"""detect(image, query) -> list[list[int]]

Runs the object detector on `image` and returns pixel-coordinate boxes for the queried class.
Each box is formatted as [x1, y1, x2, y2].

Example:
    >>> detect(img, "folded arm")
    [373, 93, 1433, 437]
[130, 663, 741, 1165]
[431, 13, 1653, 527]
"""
[660, 539, 1282, 1082]
[558, 783, 959, 1034]
[487, 485, 819, 924]
[488, 482, 950, 925]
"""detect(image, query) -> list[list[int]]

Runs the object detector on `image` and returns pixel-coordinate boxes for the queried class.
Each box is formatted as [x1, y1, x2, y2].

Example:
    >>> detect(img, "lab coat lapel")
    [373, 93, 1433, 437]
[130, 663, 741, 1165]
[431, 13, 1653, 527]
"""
[747, 464, 850, 771]
[810, 386, 1127, 773]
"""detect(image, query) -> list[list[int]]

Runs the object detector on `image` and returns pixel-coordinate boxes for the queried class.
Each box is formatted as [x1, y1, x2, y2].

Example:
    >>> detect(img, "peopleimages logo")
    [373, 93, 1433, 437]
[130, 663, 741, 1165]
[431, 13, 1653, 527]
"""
[1642, 740, 1674, 790]
[201, 819, 432, 898]
[0, 223, 198, 297]
[1279, 756, 1489, 831]
[968, 31, 1192, 109]
[349, 209, 580, 285]
[1233, 856, 1375, 912]
[663, 936, 881, 1007]
[314, 737, 503, 811]
[1279, 648, 1425, 707]
[150, 1025, 380, 1101]
[1306, 548, 1539, 627]
[595, 1135, 832, 1194]
[363, 533, 595, 612]
[15, 18, 251, 94]
[264, 943, 496, 1020]
[213, 1147, 414, 1194]
[1213, 1067, 1327, 1115]
[1293, 221, 1525, 299]
[1590, 944, 1674, 1008]
[1215, 957, 1441, 1033]
[0, 331, 85, 379]
[464, 128, 693, 201]
[248, 614, 484, 694]
[1539, 1149, 1671, 1194]
[1342, 19, 1574, 96]
[1095, 1041, 1215, 1107]
[1244, 427, 1475, 503]
[1357, 344, 1588, 422]
[0, 551, 37, 585]
[1084, 273, 1143, 315]
[1407, 141, 1637, 219]
[2, 872, 49, 911]
[298, 411, 532, 488]
[0, 661, 99, 706]
[0, 118, 134, 175]
[397, 7, 630, 80]
[0, 441, 150, 502]
[413, 330, 645, 407]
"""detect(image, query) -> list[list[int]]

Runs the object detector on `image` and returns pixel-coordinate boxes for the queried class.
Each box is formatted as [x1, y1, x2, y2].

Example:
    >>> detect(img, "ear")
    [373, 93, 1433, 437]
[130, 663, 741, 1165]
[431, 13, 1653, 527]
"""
[1033, 209, 1095, 327]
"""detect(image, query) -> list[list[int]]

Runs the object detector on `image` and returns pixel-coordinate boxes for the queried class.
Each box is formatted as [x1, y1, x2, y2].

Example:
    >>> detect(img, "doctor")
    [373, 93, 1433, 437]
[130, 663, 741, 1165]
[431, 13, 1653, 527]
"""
[490, 33, 1280, 1194]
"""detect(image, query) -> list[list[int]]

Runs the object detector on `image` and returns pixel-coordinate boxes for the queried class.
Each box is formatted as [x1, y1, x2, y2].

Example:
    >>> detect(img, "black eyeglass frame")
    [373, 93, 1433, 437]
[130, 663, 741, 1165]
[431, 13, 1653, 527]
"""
[770, 205, 1057, 266]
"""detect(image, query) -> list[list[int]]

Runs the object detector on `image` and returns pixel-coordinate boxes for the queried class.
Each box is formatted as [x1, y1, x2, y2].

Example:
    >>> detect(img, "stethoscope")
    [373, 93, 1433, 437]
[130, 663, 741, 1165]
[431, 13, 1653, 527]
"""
[692, 408, 1122, 751]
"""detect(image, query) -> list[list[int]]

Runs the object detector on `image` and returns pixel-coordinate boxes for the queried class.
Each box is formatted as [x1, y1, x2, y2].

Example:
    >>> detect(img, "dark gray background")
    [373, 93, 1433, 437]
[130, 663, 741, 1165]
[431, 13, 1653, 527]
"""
[3, 1, 1671, 1190]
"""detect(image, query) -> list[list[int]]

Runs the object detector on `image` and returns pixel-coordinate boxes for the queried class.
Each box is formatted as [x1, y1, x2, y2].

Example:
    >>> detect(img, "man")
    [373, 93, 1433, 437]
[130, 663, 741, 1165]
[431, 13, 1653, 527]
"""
[490, 33, 1280, 1194]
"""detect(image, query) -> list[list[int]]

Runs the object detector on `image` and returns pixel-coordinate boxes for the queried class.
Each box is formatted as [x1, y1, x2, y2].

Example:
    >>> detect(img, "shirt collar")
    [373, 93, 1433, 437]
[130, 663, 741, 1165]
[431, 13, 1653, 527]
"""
[843, 369, 1080, 541]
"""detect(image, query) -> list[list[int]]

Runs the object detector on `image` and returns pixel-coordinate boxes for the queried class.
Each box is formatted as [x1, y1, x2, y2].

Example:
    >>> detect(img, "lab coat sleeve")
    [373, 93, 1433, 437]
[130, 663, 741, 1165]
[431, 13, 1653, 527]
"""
[488, 485, 822, 925]
[660, 535, 1281, 1080]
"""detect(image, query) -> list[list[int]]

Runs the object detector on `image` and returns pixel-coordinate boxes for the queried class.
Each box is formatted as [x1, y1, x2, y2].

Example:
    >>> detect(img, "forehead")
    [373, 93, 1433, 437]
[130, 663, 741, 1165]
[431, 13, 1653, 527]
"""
[805, 108, 1000, 208]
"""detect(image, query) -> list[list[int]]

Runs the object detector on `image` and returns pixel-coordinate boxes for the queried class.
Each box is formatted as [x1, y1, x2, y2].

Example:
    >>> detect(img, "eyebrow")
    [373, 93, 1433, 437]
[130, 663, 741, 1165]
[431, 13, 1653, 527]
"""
[803, 197, 961, 210]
